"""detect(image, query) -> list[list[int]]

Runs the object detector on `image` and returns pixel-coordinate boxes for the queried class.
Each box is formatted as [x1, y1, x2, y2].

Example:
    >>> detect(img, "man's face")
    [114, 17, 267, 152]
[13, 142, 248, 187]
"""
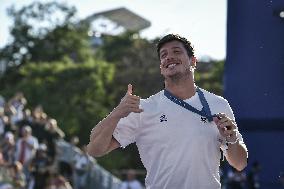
[22, 128, 30, 137]
[159, 40, 193, 79]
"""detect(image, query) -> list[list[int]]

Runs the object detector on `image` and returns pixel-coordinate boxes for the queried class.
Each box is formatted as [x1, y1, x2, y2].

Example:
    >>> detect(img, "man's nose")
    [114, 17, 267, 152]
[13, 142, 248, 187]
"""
[167, 50, 178, 59]
[166, 54, 175, 60]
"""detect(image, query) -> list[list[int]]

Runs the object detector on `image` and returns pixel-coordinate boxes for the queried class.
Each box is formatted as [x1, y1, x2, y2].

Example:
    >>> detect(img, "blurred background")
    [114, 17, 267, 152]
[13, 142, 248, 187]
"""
[0, 0, 283, 189]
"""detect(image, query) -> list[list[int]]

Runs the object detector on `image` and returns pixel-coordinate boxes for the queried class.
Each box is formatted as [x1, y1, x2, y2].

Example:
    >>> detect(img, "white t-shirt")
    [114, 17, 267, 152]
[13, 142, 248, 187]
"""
[15, 135, 38, 164]
[0, 95, 5, 108]
[74, 153, 90, 170]
[120, 180, 143, 189]
[0, 118, 5, 135]
[113, 88, 244, 189]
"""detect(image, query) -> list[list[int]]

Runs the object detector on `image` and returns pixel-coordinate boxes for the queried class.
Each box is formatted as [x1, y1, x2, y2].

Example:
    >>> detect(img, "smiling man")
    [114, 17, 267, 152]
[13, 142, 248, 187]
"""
[87, 34, 248, 189]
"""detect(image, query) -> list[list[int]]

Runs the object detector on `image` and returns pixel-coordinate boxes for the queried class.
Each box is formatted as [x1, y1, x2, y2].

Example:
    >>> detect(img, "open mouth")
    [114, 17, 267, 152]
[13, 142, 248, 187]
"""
[166, 63, 179, 68]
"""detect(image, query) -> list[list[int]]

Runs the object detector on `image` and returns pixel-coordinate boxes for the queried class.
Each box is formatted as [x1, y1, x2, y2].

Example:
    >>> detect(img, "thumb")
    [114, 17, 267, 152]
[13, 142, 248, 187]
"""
[127, 84, 133, 95]
[213, 117, 219, 124]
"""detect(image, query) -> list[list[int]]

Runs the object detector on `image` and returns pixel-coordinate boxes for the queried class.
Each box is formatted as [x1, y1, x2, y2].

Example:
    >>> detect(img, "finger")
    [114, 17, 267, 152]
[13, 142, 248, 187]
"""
[217, 120, 231, 128]
[130, 102, 141, 108]
[126, 99, 139, 106]
[131, 94, 141, 99]
[213, 113, 225, 124]
[216, 114, 234, 125]
[223, 131, 230, 137]
[216, 123, 225, 131]
[134, 108, 144, 113]
[224, 129, 234, 136]
[127, 84, 133, 95]
[217, 113, 226, 119]
[124, 97, 140, 105]
[221, 120, 236, 130]
[217, 127, 226, 137]
[217, 113, 236, 124]
[125, 102, 140, 109]
[127, 95, 141, 101]
[219, 122, 233, 130]
[126, 103, 141, 109]
[215, 118, 228, 126]
[217, 117, 230, 124]
[213, 117, 220, 124]
[231, 130, 237, 138]
[122, 95, 139, 104]
[129, 107, 143, 113]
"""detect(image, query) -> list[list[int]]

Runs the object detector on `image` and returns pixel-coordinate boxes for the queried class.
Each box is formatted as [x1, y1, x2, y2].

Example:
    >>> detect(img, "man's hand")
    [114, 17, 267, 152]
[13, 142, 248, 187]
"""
[213, 113, 238, 142]
[112, 84, 143, 119]
[214, 113, 248, 171]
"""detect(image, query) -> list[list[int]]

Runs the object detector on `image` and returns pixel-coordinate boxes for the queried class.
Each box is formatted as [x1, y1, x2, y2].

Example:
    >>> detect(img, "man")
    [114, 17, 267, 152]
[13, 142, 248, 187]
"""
[87, 34, 248, 189]
[120, 169, 143, 189]
[15, 125, 38, 166]
[73, 145, 93, 189]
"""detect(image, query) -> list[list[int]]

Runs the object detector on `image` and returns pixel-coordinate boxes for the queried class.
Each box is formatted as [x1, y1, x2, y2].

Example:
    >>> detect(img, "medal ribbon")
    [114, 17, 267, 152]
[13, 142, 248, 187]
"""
[164, 87, 214, 122]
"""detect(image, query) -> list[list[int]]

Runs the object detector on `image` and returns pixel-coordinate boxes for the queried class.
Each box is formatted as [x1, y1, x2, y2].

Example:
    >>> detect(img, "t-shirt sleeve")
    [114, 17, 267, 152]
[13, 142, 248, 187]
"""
[113, 112, 141, 148]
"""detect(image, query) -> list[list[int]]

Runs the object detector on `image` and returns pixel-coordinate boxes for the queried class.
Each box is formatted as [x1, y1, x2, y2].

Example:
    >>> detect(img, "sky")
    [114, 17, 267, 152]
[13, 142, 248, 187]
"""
[0, 0, 227, 60]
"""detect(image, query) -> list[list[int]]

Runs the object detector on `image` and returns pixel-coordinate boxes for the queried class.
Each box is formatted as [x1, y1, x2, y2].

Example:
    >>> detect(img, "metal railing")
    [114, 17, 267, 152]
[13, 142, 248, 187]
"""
[56, 139, 121, 189]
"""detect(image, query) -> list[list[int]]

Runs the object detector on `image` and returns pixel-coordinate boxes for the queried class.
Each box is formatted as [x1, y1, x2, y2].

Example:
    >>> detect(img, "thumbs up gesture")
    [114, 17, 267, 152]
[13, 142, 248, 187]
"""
[112, 84, 143, 118]
[127, 84, 133, 96]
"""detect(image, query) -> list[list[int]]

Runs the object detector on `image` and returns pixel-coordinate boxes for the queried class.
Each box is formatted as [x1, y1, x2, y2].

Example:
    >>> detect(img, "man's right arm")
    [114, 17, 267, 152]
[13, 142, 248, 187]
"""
[87, 111, 121, 157]
[87, 84, 143, 157]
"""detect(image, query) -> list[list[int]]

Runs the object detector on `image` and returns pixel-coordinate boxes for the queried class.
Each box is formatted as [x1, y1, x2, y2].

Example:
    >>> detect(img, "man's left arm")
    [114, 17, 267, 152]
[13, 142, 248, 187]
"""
[214, 113, 248, 171]
[226, 132, 248, 171]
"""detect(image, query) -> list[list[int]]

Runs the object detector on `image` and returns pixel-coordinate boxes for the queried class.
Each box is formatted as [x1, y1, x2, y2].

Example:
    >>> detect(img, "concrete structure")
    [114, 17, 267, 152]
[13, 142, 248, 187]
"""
[225, 1, 284, 188]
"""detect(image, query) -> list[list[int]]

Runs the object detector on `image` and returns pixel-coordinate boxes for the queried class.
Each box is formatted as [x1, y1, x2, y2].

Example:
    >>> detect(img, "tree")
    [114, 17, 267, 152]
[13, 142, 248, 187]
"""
[0, 57, 115, 142]
[97, 32, 164, 102]
[195, 60, 224, 95]
[0, 1, 92, 71]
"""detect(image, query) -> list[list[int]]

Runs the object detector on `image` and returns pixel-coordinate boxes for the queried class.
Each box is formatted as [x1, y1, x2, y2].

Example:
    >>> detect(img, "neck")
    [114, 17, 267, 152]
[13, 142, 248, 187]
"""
[164, 76, 196, 100]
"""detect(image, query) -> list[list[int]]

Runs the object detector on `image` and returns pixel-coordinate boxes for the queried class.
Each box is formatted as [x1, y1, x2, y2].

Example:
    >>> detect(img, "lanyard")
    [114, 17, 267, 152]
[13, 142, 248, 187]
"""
[164, 87, 214, 122]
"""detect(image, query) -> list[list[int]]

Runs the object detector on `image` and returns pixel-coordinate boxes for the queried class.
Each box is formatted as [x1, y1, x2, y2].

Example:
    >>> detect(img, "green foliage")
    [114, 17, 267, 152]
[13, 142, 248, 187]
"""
[0, 57, 115, 142]
[195, 60, 224, 95]
[0, 1, 92, 70]
[97, 32, 164, 102]
[29, 22, 92, 63]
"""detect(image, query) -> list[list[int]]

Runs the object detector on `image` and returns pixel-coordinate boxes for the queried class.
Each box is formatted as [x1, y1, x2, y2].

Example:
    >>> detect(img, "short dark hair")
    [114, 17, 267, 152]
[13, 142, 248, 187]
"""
[156, 34, 195, 59]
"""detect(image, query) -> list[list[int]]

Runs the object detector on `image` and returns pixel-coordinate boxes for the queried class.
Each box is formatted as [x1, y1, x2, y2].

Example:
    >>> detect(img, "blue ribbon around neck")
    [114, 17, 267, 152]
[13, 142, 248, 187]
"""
[164, 87, 214, 122]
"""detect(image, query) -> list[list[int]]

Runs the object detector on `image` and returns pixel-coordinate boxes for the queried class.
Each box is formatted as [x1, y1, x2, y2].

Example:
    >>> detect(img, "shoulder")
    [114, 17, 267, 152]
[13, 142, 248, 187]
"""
[27, 136, 38, 145]
[199, 87, 235, 119]
[133, 180, 143, 186]
[30, 136, 38, 142]
[199, 88, 229, 105]
[140, 90, 164, 109]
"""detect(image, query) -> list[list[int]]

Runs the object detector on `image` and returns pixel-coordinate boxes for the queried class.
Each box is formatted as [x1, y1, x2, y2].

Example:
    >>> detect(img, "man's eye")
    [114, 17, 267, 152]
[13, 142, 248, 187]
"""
[174, 50, 181, 54]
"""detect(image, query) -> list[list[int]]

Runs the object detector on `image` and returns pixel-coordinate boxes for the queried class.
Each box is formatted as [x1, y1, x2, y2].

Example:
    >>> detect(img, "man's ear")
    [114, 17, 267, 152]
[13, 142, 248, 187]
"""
[190, 56, 197, 69]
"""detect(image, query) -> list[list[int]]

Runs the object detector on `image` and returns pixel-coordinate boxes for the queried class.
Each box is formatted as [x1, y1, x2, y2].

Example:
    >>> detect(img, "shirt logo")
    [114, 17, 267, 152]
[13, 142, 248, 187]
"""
[201, 116, 207, 123]
[160, 114, 167, 122]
